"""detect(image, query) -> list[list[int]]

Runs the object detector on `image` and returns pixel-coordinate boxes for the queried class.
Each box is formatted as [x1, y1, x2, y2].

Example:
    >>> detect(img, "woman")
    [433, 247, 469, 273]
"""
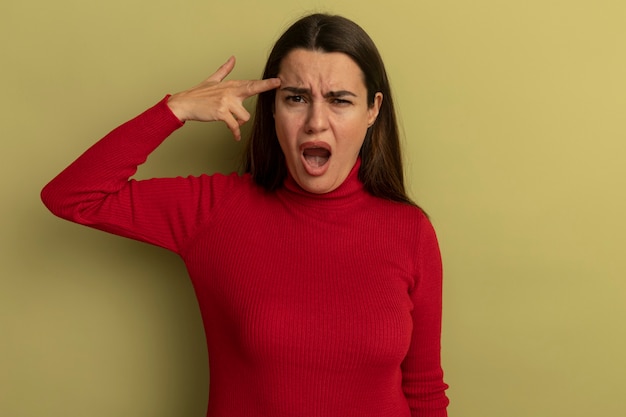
[42, 13, 449, 417]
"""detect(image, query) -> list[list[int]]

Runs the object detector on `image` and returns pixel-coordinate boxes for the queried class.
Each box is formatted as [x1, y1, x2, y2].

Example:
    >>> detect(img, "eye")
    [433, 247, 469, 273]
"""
[331, 98, 352, 105]
[286, 95, 306, 104]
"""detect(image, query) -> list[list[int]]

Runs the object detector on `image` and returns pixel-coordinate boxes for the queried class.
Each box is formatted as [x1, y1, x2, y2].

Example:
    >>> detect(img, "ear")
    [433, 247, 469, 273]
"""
[367, 92, 383, 127]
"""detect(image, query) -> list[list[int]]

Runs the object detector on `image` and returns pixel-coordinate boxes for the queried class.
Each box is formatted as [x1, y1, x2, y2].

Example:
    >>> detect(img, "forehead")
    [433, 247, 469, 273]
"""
[278, 49, 366, 90]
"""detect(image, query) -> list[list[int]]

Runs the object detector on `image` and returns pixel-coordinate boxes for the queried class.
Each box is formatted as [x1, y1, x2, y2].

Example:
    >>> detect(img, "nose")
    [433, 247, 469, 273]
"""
[304, 102, 329, 134]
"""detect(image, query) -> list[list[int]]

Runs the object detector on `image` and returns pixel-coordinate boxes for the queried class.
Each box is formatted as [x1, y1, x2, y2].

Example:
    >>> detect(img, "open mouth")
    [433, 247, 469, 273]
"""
[303, 147, 331, 167]
[300, 142, 331, 176]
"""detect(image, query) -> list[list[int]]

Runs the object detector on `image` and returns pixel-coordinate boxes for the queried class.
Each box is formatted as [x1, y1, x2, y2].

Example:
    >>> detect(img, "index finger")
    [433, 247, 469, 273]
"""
[240, 78, 281, 99]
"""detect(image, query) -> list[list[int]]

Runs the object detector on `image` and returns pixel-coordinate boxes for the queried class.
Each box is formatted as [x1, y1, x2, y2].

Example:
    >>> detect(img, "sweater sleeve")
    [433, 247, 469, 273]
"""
[402, 215, 450, 417]
[41, 96, 227, 254]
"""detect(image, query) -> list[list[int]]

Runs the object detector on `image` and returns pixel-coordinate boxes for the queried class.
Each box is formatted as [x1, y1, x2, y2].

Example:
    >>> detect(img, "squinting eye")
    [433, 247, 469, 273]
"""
[332, 98, 352, 105]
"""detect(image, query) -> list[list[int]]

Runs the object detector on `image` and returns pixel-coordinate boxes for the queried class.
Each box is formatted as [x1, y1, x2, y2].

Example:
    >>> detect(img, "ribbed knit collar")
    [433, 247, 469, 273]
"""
[280, 159, 368, 209]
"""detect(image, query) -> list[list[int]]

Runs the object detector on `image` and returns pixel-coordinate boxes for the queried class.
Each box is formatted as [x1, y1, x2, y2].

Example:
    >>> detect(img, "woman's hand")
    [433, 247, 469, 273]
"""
[167, 56, 281, 140]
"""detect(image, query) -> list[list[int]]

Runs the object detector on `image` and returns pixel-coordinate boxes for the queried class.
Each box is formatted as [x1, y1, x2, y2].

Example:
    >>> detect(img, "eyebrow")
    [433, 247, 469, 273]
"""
[280, 86, 358, 98]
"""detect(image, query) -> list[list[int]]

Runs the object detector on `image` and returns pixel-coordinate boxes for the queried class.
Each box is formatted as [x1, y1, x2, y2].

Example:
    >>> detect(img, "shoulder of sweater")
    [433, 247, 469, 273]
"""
[367, 194, 430, 222]
[190, 171, 265, 202]
[192, 170, 254, 188]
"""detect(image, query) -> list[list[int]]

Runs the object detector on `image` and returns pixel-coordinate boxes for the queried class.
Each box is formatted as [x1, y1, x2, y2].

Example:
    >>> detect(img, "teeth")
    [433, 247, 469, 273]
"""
[304, 155, 329, 167]
[302, 146, 331, 169]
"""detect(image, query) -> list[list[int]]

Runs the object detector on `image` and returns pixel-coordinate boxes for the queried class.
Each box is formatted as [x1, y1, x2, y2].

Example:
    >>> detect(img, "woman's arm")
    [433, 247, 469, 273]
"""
[41, 57, 280, 252]
[401, 216, 450, 417]
[41, 97, 198, 251]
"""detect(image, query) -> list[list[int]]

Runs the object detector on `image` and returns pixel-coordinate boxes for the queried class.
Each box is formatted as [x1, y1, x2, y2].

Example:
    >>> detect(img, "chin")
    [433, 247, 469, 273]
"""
[295, 175, 338, 194]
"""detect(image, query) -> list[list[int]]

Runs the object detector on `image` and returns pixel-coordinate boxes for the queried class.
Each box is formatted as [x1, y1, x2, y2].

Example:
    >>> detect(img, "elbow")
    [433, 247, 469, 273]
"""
[41, 181, 62, 217]
[40, 180, 75, 220]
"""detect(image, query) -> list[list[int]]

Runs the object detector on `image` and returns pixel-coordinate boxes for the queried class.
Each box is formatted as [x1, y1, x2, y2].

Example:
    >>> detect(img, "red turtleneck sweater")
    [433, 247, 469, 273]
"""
[41, 97, 449, 417]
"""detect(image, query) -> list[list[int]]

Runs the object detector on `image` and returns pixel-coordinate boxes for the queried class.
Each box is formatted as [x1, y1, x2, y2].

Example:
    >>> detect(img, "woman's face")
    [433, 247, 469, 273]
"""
[274, 49, 382, 194]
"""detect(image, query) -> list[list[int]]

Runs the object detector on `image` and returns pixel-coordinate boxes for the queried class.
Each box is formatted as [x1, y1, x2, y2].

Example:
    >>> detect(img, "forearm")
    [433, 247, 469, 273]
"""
[41, 96, 183, 223]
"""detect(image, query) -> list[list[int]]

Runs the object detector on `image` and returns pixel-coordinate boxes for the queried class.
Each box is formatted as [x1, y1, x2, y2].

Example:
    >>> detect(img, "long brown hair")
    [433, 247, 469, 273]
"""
[243, 13, 417, 206]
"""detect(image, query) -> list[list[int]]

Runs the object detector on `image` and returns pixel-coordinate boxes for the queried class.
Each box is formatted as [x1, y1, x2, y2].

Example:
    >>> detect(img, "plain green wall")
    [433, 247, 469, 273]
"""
[2, 1, 625, 416]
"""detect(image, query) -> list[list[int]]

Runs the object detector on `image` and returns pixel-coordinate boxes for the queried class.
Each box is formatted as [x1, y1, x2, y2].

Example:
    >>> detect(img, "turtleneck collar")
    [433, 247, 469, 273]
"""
[279, 158, 368, 209]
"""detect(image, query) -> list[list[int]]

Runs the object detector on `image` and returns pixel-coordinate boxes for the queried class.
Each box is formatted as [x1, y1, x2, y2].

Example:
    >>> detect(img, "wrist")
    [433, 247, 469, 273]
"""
[166, 94, 188, 122]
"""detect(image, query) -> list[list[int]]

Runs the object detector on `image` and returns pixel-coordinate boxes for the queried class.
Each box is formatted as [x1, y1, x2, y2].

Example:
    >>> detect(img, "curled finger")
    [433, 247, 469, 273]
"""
[231, 106, 251, 126]
[222, 113, 243, 141]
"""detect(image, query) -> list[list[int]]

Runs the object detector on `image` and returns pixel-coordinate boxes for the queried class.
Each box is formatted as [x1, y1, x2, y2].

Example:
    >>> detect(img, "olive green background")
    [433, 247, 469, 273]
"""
[2, 1, 625, 416]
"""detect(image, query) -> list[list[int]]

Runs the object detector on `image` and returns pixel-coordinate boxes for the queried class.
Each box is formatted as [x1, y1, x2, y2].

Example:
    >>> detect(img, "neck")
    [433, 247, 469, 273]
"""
[281, 159, 367, 208]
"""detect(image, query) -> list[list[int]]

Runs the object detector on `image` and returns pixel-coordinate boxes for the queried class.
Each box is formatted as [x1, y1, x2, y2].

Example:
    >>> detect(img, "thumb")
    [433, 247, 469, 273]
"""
[207, 56, 236, 83]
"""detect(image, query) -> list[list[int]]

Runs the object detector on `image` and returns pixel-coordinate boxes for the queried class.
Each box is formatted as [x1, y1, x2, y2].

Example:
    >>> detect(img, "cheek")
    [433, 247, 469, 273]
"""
[274, 111, 301, 144]
[341, 119, 369, 147]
